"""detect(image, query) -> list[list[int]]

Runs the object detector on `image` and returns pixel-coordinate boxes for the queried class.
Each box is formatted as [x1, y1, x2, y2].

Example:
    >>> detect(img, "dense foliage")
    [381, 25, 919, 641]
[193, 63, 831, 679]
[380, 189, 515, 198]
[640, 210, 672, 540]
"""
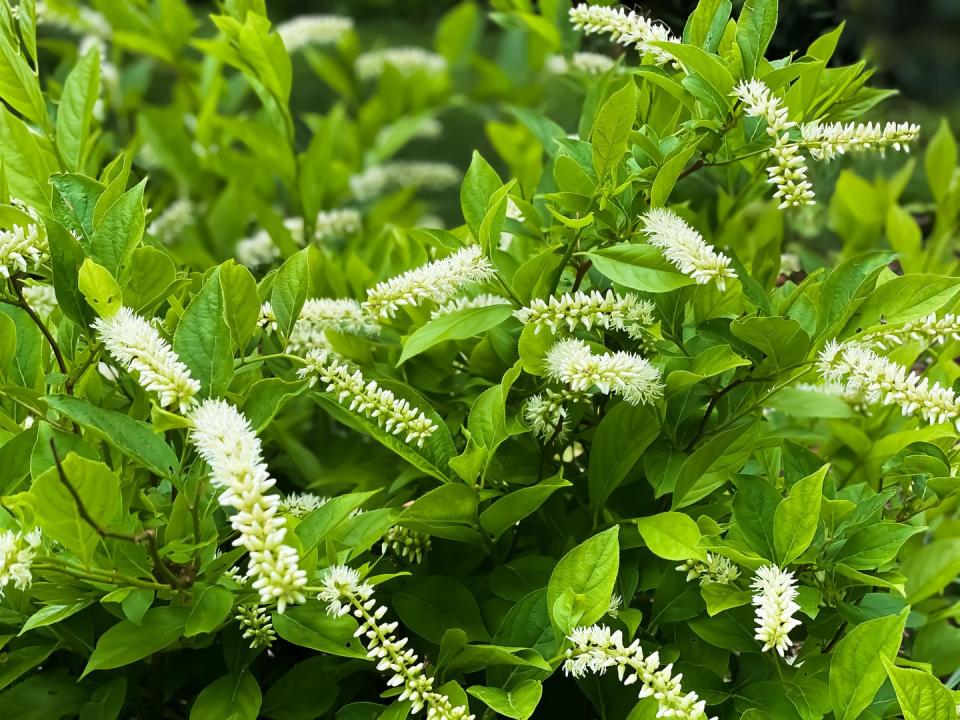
[0, 0, 958, 718]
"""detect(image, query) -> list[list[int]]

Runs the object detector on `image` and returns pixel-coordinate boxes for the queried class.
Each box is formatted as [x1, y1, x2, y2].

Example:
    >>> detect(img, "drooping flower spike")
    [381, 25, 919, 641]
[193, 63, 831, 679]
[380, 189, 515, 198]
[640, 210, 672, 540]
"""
[515, 290, 656, 339]
[640, 208, 737, 290]
[545, 338, 663, 406]
[568, 3, 679, 66]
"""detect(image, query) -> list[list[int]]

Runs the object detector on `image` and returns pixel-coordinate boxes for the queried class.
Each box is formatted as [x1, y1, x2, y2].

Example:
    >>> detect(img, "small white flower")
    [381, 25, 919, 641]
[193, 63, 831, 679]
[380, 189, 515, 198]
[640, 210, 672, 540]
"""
[515, 290, 656, 339]
[0, 528, 41, 596]
[524, 388, 588, 441]
[750, 564, 802, 656]
[276, 14, 353, 51]
[856, 312, 960, 352]
[22, 283, 57, 319]
[564, 624, 715, 720]
[677, 553, 740, 585]
[640, 209, 737, 290]
[363, 246, 494, 320]
[236, 229, 282, 269]
[547, 51, 617, 75]
[287, 298, 380, 355]
[314, 208, 362, 242]
[298, 350, 438, 446]
[148, 199, 194, 245]
[189, 399, 308, 612]
[818, 339, 960, 430]
[545, 339, 663, 406]
[319, 565, 475, 719]
[800, 120, 920, 161]
[94, 307, 201, 414]
[279, 492, 329, 518]
[258, 302, 278, 336]
[355, 47, 447, 81]
[0, 222, 46, 279]
[732, 79, 815, 209]
[568, 3, 679, 66]
[350, 162, 461, 201]
[235, 604, 276, 649]
[431, 293, 510, 320]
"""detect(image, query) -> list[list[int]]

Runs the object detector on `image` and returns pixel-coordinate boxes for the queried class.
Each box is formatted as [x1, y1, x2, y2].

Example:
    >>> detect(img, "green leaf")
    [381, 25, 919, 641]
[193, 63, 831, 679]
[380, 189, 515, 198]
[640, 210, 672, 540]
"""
[19, 600, 92, 636]
[684, 0, 733, 53]
[399, 483, 480, 543]
[467, 680, 542, 720]
[850, 274, 960, 327]
[637, 512, 705, 562]
[591, 80, 637, 179]
[270, 248, 309, 338]
[651, 146, 697, 208]
[31, 453, 122, 564]
[588, 244, 695, 293]
[89, 179, 146, 279]
[44, 395, 179, 477]
[736, 0, 778, 78]
[925, 118, 956, 202]
[184, 584, 233, 637]
[461, 150, 503, 242]
[83, 607, 189, 676]
[272, 605, 367, 658]
[0, 30, 46, 127]
[546, 526, 620, 634]
[78, 258, 122, 318]
[480, 473, 571, 540]
[773, 464, 827, 564]
[56, 46, 100, 172]
[399, 304, 514, 364]
[219, 260, 260, 350]
[829, 609, 908, 720]
[123, 247, 177, 312]
[260, 657, 338, 720]
[882, 658, 956, 720]
[902, 539, 960, 602]
[588, 402, 659, 509]
[190, 671, 261, 720]
[174, 269, 234, 397]
[834, 523, 924, 570]
[393, 576, 489, 643]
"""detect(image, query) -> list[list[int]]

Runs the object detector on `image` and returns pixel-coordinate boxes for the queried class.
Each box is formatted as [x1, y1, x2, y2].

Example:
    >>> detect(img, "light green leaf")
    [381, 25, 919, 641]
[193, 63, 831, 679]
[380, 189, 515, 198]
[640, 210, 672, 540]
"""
[925, 118, 956, 202]
[190, 671, 261, 720]
[56, 46, 100, 172]
[174, 269, 234, 397]
[736, 0, 778, 78]
[588, 244, 695, 293]
[78, 258, 122, 319]
[89, 179, 146, 279]
[882, 658, 956, 720]
[546, 526, 620, 634]
[637, 512, 705, 562]
[184, 584, 233, 637]
[591, 81, 637, 179]
[399, 304, 514, 364]
[467, 680, 542, 720]
[270, 248, 309, 338]
[773, 464, 827, 564]
[83, 607, 189, 676]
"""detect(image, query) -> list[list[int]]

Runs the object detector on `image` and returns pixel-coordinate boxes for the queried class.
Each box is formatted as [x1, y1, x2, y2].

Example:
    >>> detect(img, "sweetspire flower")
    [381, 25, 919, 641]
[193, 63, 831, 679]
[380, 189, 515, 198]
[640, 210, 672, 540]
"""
[431, 293, 510, 320]
[319, 565, 475, 719]
[189, 399, 308, 612]
[800, 121, 920, 161]
[278, 492, 329, 518]
[855, 313, 960, 351]
[148, 198, 193, 245]
[524, 388, 589, 441]
[382, 526, 432, 564]
[363, 246, 494, 319]
[568, 3, 679, 66]
[0, 221, 46, 279]
[94, 307, 201, 414]
[286, 298, 380, 355]
[22, 283, 57, 318]
[276, 14, 353, 51]
[545, 338, 663, 406]
[677, 553, 740, 585]
[515, 290, 656, 339]
[298, 349, 438, 447]
[314, 208, 363, 242]
[350, 162, 461, 201]
[0, 528, 41, 596]
[732, 79, 815, 209]
[355, 47, 447, 80]
[235, 604, 276, 649]
[546, 52, 617, 75]
[640, 209, 737, 290]
[818, 339, 960, 429]
[750, 565, 802, 656]
[564, 624, 715, 720]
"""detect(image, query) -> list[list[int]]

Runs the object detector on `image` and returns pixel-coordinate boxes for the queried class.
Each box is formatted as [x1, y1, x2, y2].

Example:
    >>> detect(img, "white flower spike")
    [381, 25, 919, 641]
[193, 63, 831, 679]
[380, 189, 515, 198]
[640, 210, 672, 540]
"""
[355, 47, 447, 81]
[750, 564, 802, 656]
[568, 3, 679, 66]
[640, 209, 737, 290]
[276, 14, 353, 51]
[515, 290, 656, 338]
[0, 528, 41, 596]
[545, 338, 663, 406]
[0, 222, 46, 279]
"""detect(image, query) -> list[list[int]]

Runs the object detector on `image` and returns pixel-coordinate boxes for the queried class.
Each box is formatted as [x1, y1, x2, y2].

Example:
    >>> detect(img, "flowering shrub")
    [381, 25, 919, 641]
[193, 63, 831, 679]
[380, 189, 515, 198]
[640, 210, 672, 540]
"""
[0, 0, 958, 718]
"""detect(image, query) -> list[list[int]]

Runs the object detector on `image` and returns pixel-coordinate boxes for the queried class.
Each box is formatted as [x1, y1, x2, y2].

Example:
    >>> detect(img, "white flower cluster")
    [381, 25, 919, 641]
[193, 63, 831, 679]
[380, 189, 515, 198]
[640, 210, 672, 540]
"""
[677, 553, 740, 585]
[94, 307, 201, 414]
[430, 293, 509, 320]
[515, 290, 656, 339]
[640, 209, 737, 291]
[258, 302, 278, 336]
[363, 246, 494, 319]
[279, 491, 329, 518]
[801, 121, 920, 162]
[315, 208, 363, 242]
[236, 229, 284, 269]
[732, 79, 815, 209]
[235, 604, 276, 649]
[287, 298, 381, 355]
[750, 564, 801, 656]
[350, 162, 461, 201]
[524, 388, 588, 441]
[382, 526, 431, 564]
[148, 198, 194, 245]
[37, 2, 110, 38]
[276, 14, 353, 51]
[356, 47, 448, 81]
[857, 312, 960, 352]
[564, 625, 715, 720]
[319, 565, 475, 719]
[0, 528, 41, 596]
[0, 222, 46, 279]
[299, 349, 438, 447]
[22, 283, 57, 318]
[547, 52, 616, 75]
[818, 339, 960, 430]
[190, 399, 308, 612]
[568, 3, 679, 66]
[545, 338, 663, 406]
